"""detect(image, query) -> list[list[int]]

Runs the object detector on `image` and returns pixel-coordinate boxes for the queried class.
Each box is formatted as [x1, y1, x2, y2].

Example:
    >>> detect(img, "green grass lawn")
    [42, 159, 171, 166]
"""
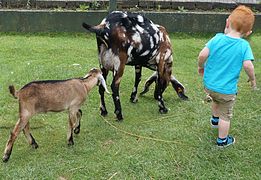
[0, 32, 260, 179]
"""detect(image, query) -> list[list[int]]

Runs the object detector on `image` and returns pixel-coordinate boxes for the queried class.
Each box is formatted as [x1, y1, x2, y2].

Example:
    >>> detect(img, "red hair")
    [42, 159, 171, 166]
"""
[229, 5, 255, 34]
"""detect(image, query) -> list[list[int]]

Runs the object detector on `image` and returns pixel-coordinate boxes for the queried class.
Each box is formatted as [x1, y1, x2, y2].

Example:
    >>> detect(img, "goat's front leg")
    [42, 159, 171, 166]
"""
[156, 77, 168, 114]
[68, 111, 77, 146]
[140, 72, 157, 96]
[111, 53, 126, 121]
[99, 68, 109, 116]
[156, 57, 170, 114]
[111, 78, 123, 121]
[170, 75, 189, 100]
[23, 122, 38, 149]
[3, 116, 29, 162]
[130, 65, 142, 103]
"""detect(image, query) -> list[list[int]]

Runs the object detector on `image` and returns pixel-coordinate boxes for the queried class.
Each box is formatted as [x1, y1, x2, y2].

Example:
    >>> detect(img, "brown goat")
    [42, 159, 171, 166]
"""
[2, 68, 109, 162]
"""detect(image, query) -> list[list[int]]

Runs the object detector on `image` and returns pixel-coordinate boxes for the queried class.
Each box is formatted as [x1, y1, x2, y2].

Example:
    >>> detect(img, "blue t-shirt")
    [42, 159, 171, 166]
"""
[203, 33, 254, 94]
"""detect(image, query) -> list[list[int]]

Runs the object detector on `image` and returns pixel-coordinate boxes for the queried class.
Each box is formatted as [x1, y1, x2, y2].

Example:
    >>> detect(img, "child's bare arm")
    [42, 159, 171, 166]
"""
[243, 60, 257, 89]
[198, 47, 209, 76]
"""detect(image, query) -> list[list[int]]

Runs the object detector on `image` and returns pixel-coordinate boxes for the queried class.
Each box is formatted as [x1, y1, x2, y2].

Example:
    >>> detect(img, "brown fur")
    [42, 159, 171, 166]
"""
[2, 68, 108, 162]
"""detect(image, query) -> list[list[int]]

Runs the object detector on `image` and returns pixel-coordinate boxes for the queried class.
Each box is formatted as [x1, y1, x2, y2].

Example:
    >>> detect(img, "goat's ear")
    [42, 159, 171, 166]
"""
[98, 74, 110, 94]
[83, 73, 91, 79]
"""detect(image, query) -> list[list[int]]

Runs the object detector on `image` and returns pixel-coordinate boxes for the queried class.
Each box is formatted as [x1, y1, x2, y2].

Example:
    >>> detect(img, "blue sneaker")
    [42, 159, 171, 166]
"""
[210, 117, 219, 128]
[217, 135, 235, 147]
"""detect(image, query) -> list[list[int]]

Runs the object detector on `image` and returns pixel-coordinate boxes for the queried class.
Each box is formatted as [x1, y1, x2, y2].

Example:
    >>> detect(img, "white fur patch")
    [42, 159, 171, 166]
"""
[132, 32, 141, 43]
[152, 49, 157, 56]
[159, 32, 164, 42]
[127, 46, 134, 56]
[156, 53, 161, 63]
[140, 50, 150, 56]
[137, 15, 144, 23]
[150, 36, 154, 49]
[100, 18, 106, 25]
[151, 23, 158, 32]
[164, 49, 171, 60]
[139, 43, 143, 51]
[167, 54, 173, 63]
[100, 47, 121, 71]
[154, 34, 159, 44]
[136, 24, 144, 33]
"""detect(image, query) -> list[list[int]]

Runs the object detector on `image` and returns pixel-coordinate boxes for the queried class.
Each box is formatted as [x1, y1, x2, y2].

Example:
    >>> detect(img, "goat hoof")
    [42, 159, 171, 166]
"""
[32, 143, 39, 149]
[74, 127, 80, 134]
[68, 141, 74, 146]
[130, 97, 138, 103]
[2, 154, 10, 163]
[100, 108, 108, 117]
[101, 111, 108, 117]
[178, 93, 189, 100]
[159, 108, 168, 114]
[116, 114, 123, 121]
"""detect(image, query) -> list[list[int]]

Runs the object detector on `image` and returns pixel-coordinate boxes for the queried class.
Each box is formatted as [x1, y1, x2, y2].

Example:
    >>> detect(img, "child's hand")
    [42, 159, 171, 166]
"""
[249, 79, 259, 90]
[198, 67, 204, 76]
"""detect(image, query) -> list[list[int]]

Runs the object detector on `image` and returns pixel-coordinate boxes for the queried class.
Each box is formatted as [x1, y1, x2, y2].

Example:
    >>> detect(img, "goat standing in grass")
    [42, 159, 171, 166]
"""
[2, 68, 109, 162]
[82, 11, 188, 121]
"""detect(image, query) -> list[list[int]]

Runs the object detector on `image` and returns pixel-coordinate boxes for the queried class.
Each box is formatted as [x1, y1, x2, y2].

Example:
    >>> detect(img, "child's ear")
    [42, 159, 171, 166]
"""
[245, 30, 253, 37]
[225, 18, 230, 28]
[224, 18, 230, 34]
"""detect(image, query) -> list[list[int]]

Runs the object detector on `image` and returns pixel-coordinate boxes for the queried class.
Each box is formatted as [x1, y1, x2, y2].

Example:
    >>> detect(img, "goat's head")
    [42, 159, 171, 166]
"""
[84, 68, 110, 94]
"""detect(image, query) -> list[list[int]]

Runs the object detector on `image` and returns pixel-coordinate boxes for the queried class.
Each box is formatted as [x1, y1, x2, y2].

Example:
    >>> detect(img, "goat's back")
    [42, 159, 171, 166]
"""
[18, 79, 86, 112]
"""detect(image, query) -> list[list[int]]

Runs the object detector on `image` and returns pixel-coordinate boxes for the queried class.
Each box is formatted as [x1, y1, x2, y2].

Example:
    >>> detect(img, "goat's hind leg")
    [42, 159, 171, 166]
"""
[23, 122, 38, 149]
[155, 80, 168, 114]
[130, 65, 142, 103]
[170, 75, 188, 100]
[140, 72, 157, 96]
[74, 109, 82, 134]
[3, 116, 30, 162]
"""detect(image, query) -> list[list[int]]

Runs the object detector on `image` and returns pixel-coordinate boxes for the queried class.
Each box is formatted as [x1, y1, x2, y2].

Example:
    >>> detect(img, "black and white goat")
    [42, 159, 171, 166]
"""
[3, 68, 109, 162]
[82, 11, 188, 121]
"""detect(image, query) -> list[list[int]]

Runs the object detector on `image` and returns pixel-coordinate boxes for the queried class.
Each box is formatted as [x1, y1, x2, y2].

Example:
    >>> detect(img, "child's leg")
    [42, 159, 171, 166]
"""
[211, 101, 219, 117]
[210, 97, 220, 128]
[216, 94, 236, 146]
[218, 119, 230, 138]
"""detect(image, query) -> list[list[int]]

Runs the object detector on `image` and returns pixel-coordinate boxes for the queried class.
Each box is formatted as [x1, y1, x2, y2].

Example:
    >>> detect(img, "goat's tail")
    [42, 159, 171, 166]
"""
[9, 85, 18, 99]
[82, 22, 104, 36]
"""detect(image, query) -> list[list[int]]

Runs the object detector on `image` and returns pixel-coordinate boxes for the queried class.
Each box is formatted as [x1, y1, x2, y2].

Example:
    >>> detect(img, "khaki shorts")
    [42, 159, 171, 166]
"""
[205, 89, 236, 121]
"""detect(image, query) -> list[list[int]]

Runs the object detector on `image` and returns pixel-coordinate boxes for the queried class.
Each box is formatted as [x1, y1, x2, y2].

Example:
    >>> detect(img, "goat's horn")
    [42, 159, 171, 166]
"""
[98, 74, 110, 94]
